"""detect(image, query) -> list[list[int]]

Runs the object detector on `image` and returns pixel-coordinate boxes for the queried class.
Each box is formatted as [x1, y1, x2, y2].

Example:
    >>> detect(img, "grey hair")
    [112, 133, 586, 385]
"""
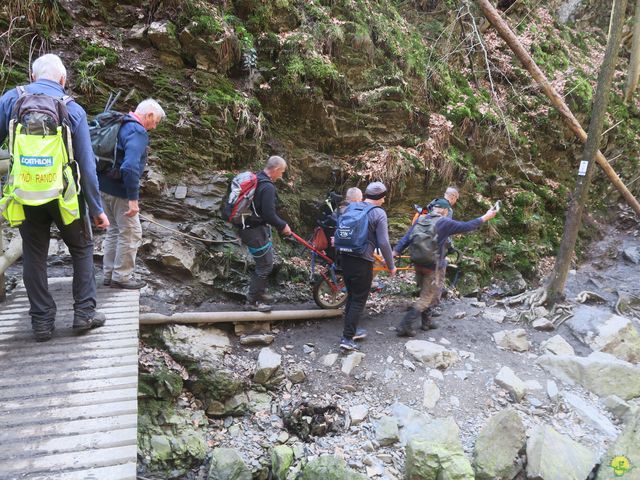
[32, 54, 67, 82]
[135, 99, 166, 119]
[445, 187, 459, 199]
[265, 155, 287, 170]
[345, 187, 363, 202]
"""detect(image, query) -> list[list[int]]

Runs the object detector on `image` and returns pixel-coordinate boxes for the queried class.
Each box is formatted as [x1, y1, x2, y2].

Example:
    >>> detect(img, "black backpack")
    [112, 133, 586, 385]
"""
[89, 110, 126, 173]
[409, 215, 443, 265]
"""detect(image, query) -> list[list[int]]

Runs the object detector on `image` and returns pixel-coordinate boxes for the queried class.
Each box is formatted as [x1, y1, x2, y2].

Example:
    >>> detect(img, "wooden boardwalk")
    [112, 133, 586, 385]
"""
[0, 277, 139, 480]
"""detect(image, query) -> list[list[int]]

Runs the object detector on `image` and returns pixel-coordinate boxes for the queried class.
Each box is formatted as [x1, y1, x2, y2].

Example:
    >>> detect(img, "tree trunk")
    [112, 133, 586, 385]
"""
[547, 0, 628, 303]
[476, 0, 640, 217]
[625, 0, 640, 102]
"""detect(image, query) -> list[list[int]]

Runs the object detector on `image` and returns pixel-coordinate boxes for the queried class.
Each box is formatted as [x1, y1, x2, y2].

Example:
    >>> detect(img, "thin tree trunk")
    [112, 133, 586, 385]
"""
[625, 0, 640, 102]
[547, 0, 628, 303]
[476, 0, 640, 217]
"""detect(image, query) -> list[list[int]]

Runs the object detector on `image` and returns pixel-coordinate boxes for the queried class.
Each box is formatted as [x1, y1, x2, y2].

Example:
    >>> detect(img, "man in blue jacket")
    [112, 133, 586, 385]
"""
[99, 99, 165, 289]
[0, 54, 110, 341]
[394, 199, 496, 336]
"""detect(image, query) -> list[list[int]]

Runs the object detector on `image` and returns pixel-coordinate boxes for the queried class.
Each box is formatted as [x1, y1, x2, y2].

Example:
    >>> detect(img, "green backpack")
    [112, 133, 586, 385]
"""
[409, 215, 443, 265]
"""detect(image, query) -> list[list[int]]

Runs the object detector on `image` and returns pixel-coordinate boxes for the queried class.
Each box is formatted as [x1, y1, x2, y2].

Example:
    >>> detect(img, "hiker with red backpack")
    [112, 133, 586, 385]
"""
[97, 99, 165, 290]
[0, 54, 110, 341]
[394, 199, 498, 336]
[334, 182, 396, 351]
[223, 156, 292, 312]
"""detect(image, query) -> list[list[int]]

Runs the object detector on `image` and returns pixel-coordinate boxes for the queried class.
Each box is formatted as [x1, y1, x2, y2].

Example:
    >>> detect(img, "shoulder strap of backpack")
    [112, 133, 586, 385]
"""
[16, 85, 26, 96]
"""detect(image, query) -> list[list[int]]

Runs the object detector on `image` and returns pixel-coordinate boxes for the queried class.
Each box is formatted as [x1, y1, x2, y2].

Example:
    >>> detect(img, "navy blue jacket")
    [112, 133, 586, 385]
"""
[0, 79, 103, 216]
[98, 114, 148, 200]
[395, 214, 483, 268]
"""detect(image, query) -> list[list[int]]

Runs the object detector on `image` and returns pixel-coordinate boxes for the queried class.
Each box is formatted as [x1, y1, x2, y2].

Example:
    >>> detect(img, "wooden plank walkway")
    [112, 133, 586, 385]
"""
[0, 277, 139, 480]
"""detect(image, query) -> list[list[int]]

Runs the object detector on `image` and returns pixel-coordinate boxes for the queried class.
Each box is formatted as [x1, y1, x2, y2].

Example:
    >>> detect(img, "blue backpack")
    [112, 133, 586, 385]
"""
[334, 202, 379, 255]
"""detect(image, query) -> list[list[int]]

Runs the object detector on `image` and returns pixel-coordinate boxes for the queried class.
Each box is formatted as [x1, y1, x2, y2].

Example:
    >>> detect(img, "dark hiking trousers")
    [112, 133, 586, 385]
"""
[18, 200, 97, 331]
[238, 225, 273, 302]
[340, 254, 374, 340]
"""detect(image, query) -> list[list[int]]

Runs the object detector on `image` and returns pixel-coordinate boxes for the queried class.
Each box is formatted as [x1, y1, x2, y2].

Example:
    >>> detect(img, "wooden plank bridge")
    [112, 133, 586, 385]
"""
[0, 277, 139, 480]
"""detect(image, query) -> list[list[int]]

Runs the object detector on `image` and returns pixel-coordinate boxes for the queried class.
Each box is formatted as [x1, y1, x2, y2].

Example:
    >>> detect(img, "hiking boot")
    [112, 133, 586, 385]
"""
[73, 311, 107, 332]
[111, 278, 146, 290]
[103, 276, 111, 286]
[396, 308, 419, 337]
[339, 337, 360, 351]
[353, 328, 368, 341]
[33, 324, 55, 342]
[429, 306, 442, 318]
[246, 301, 272, 313]
[421, 310, 438, 330]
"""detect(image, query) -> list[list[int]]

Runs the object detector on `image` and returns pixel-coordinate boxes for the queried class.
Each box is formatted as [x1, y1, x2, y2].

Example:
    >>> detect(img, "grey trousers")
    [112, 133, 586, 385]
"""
[101, 192, 142, 282]
[238, 225, 273, 302]
[19, 200, 97, 328]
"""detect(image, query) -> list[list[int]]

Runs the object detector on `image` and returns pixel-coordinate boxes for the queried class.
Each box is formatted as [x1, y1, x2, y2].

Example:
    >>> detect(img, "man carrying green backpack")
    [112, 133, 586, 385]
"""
[393, 199, 497, 335]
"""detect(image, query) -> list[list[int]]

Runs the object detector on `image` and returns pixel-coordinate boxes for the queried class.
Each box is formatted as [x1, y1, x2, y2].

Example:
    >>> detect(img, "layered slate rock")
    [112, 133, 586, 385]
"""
[208, 448, 251, 480]
[526, 424, 597, 480]
[404, 417, 474, 480]
[473, 409, 525, 480]
[299, 455, 366, 479]
[568, 305, 640, 362]
[537, 352, 640, 400]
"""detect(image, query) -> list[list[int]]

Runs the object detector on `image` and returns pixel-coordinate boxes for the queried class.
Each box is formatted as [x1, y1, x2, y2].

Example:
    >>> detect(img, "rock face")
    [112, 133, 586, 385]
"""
[493, 329, 530, 352]
[299, 455, 366, 479]
[537, 352, 640, 400]
[568, 305, 640, 362]
[404, 417, 474, 480]
[595, 414, 640, 480]
[540, 335, 575, 356]
[253, 347, 283, 386]
[208, 448, 251, 480]
[526, 424, 597, 480]
[405, 340, 459, 369]
[495, 366, 526, 402]
[473, 409, 525, 480]
[138, 399, 208, 477]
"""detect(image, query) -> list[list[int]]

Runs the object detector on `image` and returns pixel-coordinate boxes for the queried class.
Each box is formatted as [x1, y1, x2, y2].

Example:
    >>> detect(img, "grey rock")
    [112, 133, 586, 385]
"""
[287, 366, 306, 384]
[299, 455, 366, 479]
[422, 379, 441, 409]
[271, 445, 294, 480]
[405, 340, 459, 369]
[623, 246, 640, 264]
[532, 318, 555, 331]
[595, 413, 640, 480]
[375, 416, 399, 446]
[526, 424, 598, 480]
[547, 380, 559, 402]
[148, 21, 181, 53]
[495, 366, 526, 402]
[474, 409, 525, 480]
[602, 395, 639, 423]
[493, 329, 530, 352]
[561, 391, 618, 437]
[239, 334, 275, 346]
[537, 352, 640, 400]
[540, 335, 575, 356]
[349, 404, 369, 425]
[253, 348, 282, 386]
[567, 305, 640, 362]
[341, 352, 365, 375]
[174, 185, 188, 199]
[483, 308, 506, 323]
[208, 448, 251, 480]
[321, 353, 339, 367]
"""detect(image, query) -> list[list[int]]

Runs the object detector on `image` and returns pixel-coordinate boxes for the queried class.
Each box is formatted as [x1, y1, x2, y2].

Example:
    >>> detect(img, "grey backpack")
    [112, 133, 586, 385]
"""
[409, 215, 442, 266]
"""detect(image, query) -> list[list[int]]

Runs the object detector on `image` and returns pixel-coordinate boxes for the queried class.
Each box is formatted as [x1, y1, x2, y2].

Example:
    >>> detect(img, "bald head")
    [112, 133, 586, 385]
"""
[264, 155, 287, 181]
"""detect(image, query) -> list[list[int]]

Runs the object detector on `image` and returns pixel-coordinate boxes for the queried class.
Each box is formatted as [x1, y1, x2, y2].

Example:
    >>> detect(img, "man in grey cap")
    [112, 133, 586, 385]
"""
[335, 181, 396, 351]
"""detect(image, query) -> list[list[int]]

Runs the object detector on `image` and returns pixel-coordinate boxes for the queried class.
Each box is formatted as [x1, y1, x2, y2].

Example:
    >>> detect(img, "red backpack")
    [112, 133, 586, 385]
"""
[222, 172, 259, 227]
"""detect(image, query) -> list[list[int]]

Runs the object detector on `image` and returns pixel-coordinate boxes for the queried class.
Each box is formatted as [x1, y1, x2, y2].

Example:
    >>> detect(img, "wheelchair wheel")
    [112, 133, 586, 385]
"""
[312, 273, 347, 309]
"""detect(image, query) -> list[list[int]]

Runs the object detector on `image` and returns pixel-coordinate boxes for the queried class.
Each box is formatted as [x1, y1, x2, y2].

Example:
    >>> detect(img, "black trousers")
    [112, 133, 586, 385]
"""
[340, 254, 373, 339]
[18, 200, 96, 329]
[238, 225, 273, 302]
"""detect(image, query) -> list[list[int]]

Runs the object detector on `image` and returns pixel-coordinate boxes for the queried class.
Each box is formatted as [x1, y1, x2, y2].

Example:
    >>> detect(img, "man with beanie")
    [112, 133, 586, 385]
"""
[336, 181, 396, 351]
[394, 199, 497, 335]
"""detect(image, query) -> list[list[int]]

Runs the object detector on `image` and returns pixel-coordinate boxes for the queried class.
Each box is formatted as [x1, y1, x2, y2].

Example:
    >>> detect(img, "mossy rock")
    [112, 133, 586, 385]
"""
[139, 364, 184, 401]
[299, 455, 366, 480]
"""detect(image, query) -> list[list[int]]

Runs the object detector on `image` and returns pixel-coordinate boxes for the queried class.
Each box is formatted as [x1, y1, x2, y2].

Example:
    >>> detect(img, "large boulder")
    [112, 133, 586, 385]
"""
[595, 414, 640, 480]
[526, 424, 597, 480]
[537, 352, 640, 400]
[299, 455, 366, 479]
[404, 417, 474, 480]
[473, 409, 525, 480]
[208, 448, 251, 480]
[405, 340, 459, 369]
[567, 305, 640, 362]
[138, 399, 208, 478]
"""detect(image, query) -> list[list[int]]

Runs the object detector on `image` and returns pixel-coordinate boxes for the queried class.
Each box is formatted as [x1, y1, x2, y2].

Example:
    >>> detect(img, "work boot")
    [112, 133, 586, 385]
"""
[396, 308, 419, 337]
[33, 324, 55, 342]
[246, 301, 272, 313]
[73, 311, 107, 332]
[111, 278, 146, 289]
[421, 310, 438, 330]
[102, 275, 111, 286]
